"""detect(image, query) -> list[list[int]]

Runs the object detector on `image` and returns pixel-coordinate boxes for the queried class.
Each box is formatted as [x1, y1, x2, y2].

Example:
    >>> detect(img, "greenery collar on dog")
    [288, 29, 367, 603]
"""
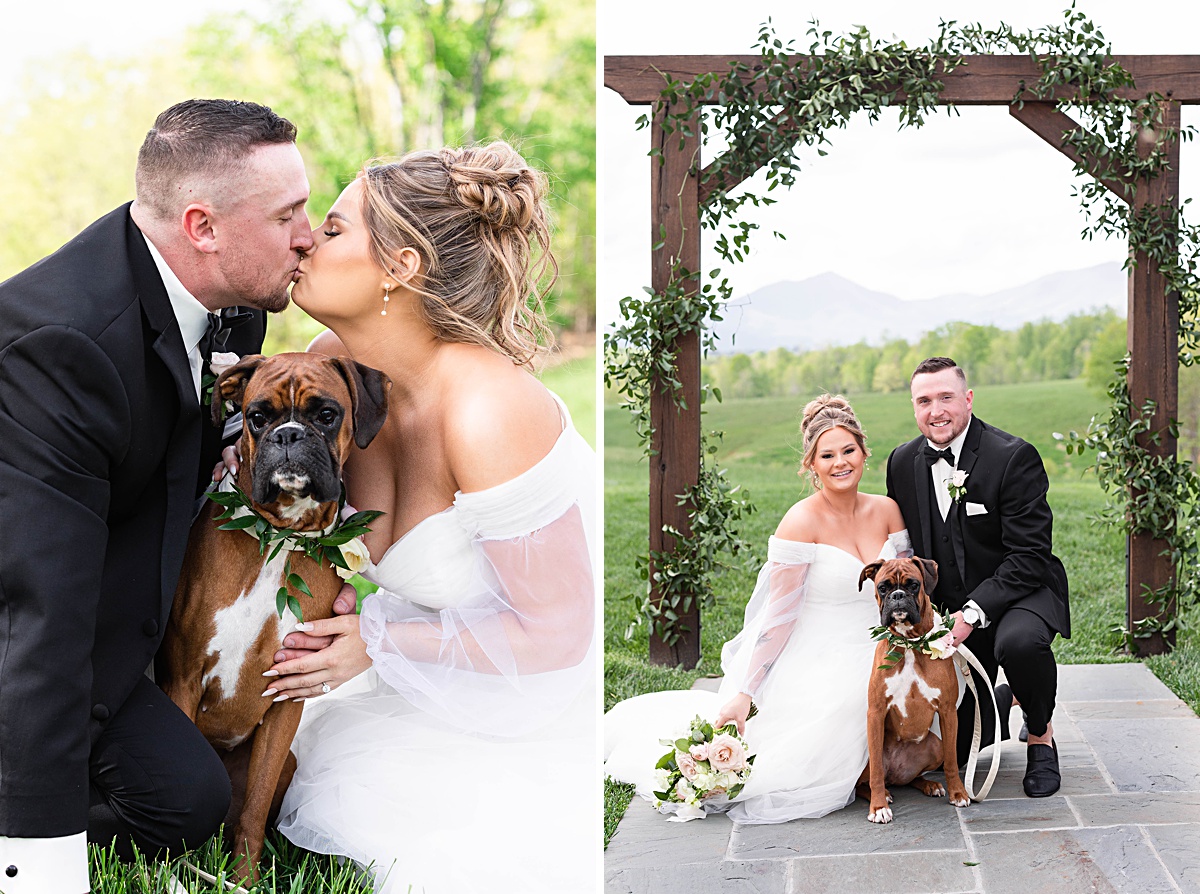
[868, 613, 958, 670]
[207, 474, 382, 619]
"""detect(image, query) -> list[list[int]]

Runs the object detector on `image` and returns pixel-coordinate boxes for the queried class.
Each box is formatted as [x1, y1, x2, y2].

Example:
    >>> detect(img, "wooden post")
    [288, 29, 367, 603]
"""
[1126, 99, 1180, 655]
[648, 105, 702, 667]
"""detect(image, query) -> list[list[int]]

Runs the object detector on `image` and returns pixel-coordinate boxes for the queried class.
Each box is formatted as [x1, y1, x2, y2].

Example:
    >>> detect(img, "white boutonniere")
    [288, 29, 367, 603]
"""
[946, 469, 969, 504]
[202, 352, 241, 419]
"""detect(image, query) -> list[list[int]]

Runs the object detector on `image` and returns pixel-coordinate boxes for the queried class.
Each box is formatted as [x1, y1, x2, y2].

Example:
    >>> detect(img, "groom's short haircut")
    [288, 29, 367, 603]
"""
[135, 99, 297, 220]
[911, 356, 968, 387]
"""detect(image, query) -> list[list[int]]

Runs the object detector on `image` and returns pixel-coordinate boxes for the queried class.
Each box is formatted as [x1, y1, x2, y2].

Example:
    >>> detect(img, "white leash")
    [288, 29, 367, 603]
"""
[953, 643, 1002, 801]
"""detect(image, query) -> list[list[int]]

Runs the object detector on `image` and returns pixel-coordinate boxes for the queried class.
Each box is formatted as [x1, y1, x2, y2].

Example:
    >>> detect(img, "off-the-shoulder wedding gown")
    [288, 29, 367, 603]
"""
[278, 395, 596, 893]
[605, 531, 911, 824]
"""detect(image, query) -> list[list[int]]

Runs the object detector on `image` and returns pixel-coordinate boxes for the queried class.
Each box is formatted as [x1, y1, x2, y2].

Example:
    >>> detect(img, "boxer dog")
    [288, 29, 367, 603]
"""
[158, 352, 389, 883]
[856, 557, 969, 823]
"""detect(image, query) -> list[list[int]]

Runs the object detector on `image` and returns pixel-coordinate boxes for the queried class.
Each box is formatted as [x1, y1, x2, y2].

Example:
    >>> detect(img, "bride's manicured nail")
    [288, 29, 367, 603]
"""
[262, 689, 277, 698]
[273, 694, 289, 703]
[262, 669, 279, 677]
[295, 622, 314, 632]
[292, 698, 305, 703]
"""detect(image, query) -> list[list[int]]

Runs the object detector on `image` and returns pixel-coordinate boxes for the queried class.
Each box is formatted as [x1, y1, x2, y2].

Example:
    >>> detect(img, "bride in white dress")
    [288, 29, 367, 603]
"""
[239, 143, 596, 891]
[605, 395, 910, 823]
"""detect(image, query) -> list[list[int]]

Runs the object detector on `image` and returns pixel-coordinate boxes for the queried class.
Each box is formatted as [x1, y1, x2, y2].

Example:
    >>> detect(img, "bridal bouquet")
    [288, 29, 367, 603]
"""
[652, 715, 755, 821]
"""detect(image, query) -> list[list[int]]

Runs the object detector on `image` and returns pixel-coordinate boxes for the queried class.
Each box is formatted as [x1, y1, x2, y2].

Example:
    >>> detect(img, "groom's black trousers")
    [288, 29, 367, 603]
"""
[954, 603, 1057, 767]
[87, 675, 230, 860]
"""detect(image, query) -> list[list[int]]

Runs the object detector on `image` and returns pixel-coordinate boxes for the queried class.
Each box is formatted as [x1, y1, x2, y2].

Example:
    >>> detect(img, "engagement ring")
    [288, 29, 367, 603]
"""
[321, 682, 331, 694]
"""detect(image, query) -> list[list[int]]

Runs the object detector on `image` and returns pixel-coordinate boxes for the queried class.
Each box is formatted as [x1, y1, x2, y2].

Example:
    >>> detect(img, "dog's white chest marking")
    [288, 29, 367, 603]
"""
[884, 649, 942, 718]
[203, 551, 303, 702]
[277, 494, 320, 522]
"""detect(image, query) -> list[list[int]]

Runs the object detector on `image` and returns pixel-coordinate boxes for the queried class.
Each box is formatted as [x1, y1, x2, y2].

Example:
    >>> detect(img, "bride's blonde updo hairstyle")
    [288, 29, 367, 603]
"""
[799, 394, 870, 489]
[359, 141, 556, 366]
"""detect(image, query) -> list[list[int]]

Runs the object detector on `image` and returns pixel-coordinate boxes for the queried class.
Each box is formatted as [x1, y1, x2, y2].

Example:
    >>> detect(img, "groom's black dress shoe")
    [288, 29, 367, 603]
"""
[993, 683, 1013, 741]
[1023, 739, 1060, 797]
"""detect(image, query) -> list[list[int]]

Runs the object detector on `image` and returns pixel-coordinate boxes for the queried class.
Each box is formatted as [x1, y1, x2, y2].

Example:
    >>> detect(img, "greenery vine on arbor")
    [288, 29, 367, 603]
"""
[604, 7, 1200, 649]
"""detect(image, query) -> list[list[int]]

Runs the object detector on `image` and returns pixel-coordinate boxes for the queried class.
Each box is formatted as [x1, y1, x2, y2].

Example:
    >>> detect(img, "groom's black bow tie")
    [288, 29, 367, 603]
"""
[199, 309, 254, 363]
[924, 445, 955, 466]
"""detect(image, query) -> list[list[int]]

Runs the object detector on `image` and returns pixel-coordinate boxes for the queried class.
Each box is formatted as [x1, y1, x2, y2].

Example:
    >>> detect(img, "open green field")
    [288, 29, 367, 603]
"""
[605, 378, 1199, 710]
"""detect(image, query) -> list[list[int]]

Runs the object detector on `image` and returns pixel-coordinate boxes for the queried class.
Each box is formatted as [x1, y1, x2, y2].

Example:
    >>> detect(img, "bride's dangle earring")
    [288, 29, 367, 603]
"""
[381, 282, 391, 316]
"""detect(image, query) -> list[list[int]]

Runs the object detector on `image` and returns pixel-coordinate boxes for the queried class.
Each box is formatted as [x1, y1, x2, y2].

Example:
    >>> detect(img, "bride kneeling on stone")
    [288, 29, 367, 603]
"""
[605, 395, 909, 823]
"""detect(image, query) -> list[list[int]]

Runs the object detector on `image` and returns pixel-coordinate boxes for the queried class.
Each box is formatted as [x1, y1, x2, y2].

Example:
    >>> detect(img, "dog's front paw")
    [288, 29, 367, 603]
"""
[948, 790, 970, 808]
[914, 778, 945, 798]
[867, 805, 893, 824]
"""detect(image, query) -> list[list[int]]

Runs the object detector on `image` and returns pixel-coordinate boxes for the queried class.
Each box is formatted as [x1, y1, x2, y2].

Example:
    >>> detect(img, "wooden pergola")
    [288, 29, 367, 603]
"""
[606, 54, 1200, 667]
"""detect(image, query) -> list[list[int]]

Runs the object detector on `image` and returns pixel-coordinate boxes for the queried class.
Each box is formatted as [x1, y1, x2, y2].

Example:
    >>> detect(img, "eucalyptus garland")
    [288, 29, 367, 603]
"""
[605, 8, 1200, 649]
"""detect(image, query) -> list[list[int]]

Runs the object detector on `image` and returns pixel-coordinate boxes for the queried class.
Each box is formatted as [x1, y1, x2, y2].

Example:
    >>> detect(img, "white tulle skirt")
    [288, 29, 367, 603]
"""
[278, 670, 597, 893]
[605, 542, 891, 824]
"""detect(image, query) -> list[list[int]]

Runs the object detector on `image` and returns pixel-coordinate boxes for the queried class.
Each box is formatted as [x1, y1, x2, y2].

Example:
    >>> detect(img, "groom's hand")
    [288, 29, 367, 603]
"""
[272, 583, 358, 661]
[949, 611, 974, 646]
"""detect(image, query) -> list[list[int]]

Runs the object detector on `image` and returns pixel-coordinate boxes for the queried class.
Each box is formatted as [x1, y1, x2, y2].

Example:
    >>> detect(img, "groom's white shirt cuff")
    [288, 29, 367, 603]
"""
[0, 831, 89, 893]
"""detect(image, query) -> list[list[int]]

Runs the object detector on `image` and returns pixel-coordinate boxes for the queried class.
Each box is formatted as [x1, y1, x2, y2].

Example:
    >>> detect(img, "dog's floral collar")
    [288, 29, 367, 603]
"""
[868, 613, 958, 669]
[207, 474, 382, 618]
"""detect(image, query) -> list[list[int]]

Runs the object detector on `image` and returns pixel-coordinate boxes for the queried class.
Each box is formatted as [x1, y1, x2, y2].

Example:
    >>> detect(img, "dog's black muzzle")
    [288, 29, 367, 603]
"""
[876, 577, 924, 628]
[252, 422, 341, 506]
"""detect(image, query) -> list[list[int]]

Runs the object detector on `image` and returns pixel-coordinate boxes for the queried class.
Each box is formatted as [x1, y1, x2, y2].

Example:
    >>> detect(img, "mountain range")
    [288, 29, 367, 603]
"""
[710, 263, 1125, 354]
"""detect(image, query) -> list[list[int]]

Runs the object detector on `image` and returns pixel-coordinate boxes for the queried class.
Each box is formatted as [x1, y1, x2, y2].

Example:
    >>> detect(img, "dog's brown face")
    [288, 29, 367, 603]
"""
[213, 352, 391, 531]
[858, 557, 939, 636]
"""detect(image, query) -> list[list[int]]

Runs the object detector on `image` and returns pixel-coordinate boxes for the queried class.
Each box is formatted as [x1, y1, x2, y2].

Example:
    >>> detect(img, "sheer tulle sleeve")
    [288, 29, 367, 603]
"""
[358, 421, 596, 738]
[886, 529, 913, 559]
[719, 537, 816, 700]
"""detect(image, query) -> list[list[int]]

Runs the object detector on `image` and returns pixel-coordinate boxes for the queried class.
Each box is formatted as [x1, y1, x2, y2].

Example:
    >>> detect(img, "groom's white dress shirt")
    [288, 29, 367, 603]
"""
[0, 233, 208, 894]
[926, 416, 990, 629]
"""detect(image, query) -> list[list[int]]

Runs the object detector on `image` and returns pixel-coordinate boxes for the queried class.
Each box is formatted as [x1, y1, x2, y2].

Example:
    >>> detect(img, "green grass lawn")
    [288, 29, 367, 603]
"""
[542, 348, 596, 448]
[604, 377, 1200, 842]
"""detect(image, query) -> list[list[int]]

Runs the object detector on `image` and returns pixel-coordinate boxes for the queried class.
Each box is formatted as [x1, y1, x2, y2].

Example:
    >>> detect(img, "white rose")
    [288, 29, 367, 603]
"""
[692, 771, 715, 792]
[951, 470, 969, 488]
[208, 352, 241, 377]
[669, 802, 706, 821]
[653, 769, 672, 790]
[335, 537, 372, 580]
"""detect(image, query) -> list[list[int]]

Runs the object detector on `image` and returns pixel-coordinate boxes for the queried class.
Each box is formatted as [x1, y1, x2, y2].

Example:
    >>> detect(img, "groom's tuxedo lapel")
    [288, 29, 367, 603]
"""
[911, 445, 934, 557]
[947, 416, 983, 581]
[128, 216, 203, 619]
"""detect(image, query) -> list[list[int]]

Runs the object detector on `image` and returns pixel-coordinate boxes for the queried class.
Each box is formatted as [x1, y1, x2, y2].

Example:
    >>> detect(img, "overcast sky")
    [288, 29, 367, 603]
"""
[598, 0, 1200, 327]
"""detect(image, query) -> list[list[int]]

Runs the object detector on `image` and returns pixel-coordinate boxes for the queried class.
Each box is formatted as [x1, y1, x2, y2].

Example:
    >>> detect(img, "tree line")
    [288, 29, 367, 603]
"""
[704, 309, 1200, 464]
[0, 0, 594, 353]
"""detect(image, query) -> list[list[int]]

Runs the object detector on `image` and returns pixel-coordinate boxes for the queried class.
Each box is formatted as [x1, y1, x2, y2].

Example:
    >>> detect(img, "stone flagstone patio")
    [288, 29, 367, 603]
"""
[605, 663, 1200, 894]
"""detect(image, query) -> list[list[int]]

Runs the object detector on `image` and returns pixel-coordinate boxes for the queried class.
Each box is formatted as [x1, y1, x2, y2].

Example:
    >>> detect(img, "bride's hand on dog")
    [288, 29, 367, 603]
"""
[212, 441, 243, 481]
[714, 692, 754, 735]
[263, 584, 370, 699]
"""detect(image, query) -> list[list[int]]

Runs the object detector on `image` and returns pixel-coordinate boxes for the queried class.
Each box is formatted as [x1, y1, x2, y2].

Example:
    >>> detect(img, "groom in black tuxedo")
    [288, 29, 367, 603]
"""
[885, 357, 1070, 798]
[0, 99, 313, 891]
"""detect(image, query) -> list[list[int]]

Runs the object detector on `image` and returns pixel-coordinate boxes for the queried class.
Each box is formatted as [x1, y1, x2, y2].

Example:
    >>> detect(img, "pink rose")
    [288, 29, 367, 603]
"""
[709, 733, 747, 772]
[676, 752, 699, 780]
[689, 743, 710, 762]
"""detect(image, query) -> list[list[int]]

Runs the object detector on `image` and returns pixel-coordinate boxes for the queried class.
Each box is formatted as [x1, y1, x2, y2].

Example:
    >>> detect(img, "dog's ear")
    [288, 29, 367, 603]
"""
[858, 561, 885, 592]
[331, 358, 392, 448]
[212, 354, 266, 426]
[914, 556, 939, 594]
